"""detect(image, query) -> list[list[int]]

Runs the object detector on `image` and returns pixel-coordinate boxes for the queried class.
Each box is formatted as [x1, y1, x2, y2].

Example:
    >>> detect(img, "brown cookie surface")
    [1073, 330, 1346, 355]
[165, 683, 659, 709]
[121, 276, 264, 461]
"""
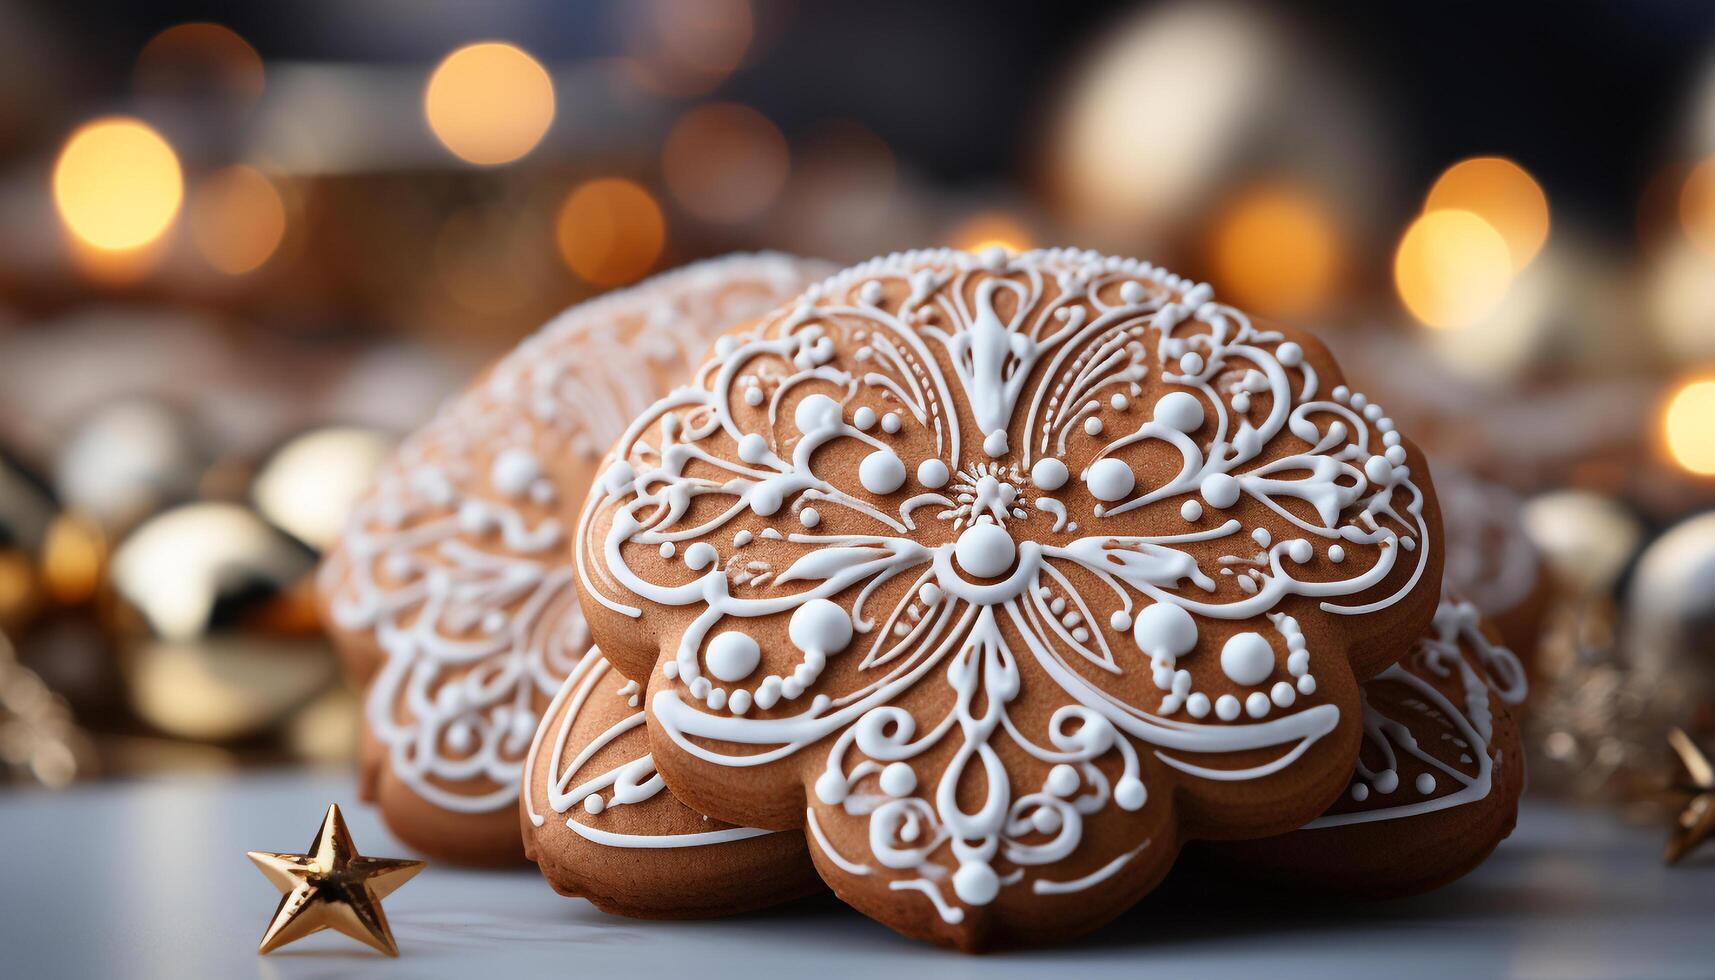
[316, 254, 832, 864]
[575, 248, 1446, 948]
[1438, 467, 1550, 675]
[1209, 593, 1527, 897]
[521, 649, 820, 917]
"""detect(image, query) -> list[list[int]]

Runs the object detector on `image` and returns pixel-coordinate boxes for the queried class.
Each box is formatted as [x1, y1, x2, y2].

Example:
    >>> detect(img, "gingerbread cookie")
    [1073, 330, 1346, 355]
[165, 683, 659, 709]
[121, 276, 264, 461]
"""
[521, 649, 821, 917]
[1438, 467, 1549, 672]
[317, 254, 831, 864]
[574, 248, 1445, 948]
[1209, 593, 1526, 897]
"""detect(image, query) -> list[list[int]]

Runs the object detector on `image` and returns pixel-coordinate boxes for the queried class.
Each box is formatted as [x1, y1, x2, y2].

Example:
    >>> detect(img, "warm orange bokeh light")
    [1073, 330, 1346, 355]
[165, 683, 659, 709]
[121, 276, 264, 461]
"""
[1208, 183, 1343, 317]
[556, 178, 666, 286]
[424, 42, 555, 166]
[1424, 156, 1549, 271]
[1394, 209, 1514, 330]
[189, 165, 286, 275]
[652, 0, 753, 76]
[1678, 158, 1715, 255]
[662, 103, 789, 224]
[1664, 377, 1715, 476]
[948, 212, 1034, 255]
[53, 117, 184, 252]
[135, 22, 265, 107]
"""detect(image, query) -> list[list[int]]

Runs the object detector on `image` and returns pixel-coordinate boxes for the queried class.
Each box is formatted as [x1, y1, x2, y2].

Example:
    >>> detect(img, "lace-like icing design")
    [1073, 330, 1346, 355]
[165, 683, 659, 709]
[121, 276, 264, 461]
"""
[578, 247, 1436, 931]
[1307, 593, 1527, 828]
[319, 254, 829, 814]
[1438, 469, 1541, 622]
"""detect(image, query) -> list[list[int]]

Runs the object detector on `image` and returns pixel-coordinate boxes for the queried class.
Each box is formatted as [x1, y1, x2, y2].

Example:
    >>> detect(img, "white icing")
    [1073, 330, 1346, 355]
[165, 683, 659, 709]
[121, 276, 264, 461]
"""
[575, 247, 1432, 921]
[1220, 632, 1274, 686]
[706, 632, 761, 683]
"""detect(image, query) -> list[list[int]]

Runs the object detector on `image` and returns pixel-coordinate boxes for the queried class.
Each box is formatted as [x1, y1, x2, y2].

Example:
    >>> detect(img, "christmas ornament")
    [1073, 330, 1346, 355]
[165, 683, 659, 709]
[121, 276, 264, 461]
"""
[54, 398, 203, 535]
[1624, 512, 1715, 701]
[1665, 728, 1715, 865]
[251, 426, 393, 553]
[1522, 490, 1644, 597]
[107, 502, 335, 741]
[248, 802, 424, 956]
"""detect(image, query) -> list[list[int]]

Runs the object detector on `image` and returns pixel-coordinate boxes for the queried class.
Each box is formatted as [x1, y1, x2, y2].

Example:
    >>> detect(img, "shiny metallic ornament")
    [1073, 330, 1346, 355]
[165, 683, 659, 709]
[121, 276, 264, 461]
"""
[252, 426, 393, 553]
[249, 803, 424, 955]
[1522, 489, 1645, 597]
[107, 502, 335, 741]
[55, 398, 203, 535]
[1624, 511, 1715, 699]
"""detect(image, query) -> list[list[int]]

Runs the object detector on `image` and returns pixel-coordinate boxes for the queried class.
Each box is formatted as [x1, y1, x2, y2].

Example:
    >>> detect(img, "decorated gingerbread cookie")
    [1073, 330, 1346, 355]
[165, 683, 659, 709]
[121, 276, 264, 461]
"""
[1438, 467, 1550, 672]
[316, 254, 831, 864]
[574, 248, 1445, 948]
[1208, 593, 1527, 897]
[521, 649, 821, 917]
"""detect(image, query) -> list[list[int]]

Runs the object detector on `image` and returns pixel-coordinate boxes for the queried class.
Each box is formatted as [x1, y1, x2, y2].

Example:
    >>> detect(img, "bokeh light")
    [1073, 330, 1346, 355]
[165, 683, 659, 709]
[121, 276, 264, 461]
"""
[1677, 157, 1715, 254]
[651, 0, 752, 76]
[1663, 376, 1715, 476]
[1424, 156, 1549, 270]
[135, 22, 264, 108]
[948, 212, 1034, 255]
[1208, 182, 1343, 317]
[424, 42, 555, 166]
[555, 178, 666, 286]
[1394, 209, 1514, 329]
[188, 165, 287, 275]
[53, 118, 184, 252]
[662, 103, 789, 223]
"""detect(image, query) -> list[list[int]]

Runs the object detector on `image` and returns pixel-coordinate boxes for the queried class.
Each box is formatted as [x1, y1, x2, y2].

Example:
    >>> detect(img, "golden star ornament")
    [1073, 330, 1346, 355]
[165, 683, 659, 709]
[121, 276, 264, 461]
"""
[1665, 728, 1715, 866]
[248, 803, 425, 955]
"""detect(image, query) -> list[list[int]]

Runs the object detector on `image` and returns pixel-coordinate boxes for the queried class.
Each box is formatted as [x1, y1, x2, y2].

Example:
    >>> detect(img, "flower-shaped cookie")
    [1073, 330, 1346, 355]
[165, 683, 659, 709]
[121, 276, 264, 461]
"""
[521, 649, 820, 917]
[575, 248, 1444, 947]
[317, 254, 830, 863]
[1213, 592, 1526, 896]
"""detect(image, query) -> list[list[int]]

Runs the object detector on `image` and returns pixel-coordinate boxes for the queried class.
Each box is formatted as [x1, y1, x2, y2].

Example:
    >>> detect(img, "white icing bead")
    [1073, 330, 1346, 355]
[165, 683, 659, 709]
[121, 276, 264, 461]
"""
[1220, 632, 1274, 686]
[1110, 393, 1130, 411]
[799, 507, 821, 528]
[815, 770, 847, 805]
[1415, 772, 1437, 795]
[1030, 457, 1069, 491]
[1373, 769, 1400, 794]
[1153, 391, 1204, 433]
[881, 412, 902, 433]
[658, 542, 676, 559]
[1084, 416, 1104, 436]
[1270, 681, 1296, 707]
[1328, 544, 1346, 563]
[794, 394, 841, 434]
[1276, 341, 1302, 367]
[1133, 602, 1198, 659]
[858, 449, 906, 495]
[738, 433, 769, 464]
[879, 762, 916, 797]
[706, 632, 761, 682]
[982, 429, 1008, 457]
[1245, 691, 1271, 718]
[1046, 764, 1079, 797]
[955, 521, 1016, 578]
[1109, 611, 1131, 631]
[853, 406, 877, 430]
[1085, 458, 1135, 501]
[1114, 776, 1147, 810]
[953, 861, 1000, 905]
[1032, 807, 1062, 834]
[743, 386, 764, 407]
[789, 599, 852, 654]
[917, 458, 950, 488]
[1351, 784, 1370, 802]
[490, 448, 540, 498]
[1180, 499, 1203, 522]
[1186, 693, 1211, 718]
[1214, 694, 1241, 721]
[684, 542, 717, 570]
[1179, 351, 1205, 374]
[1200, 472, 1240, 509]
[583, 793, 605, 814]
[1297, 675, 1317, 696]
[1365, 455, 1393, 485]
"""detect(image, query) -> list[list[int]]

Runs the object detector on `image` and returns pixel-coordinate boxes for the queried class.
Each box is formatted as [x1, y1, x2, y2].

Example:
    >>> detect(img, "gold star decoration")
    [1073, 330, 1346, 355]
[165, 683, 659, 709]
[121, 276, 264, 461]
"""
[248, 803, 425, 955]
[1665, 728, 1715, 866]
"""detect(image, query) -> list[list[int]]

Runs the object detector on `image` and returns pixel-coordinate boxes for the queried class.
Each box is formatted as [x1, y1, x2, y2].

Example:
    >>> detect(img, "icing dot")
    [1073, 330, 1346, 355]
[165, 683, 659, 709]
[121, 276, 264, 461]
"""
[1373, 770, 1400, 794]
[1328, 545, 1346, 563]
[1153, 391, 1205, 433]
[917, 459, 950, 488]
[707, 688, 728, 711]
[1415, 772, 1437, 795]
[1030, 458, 1069, 491]
[955, 522, 1016, 578]
[1364, 455, 1393, 485]
[1270, 681, 1296, 707]
[1110, 611, 1132, 631]
[662, 661, 679, 680]
[1115, 777, 1147, 810]
[1180, 499, 1203, 522]
[733, 530, 753, 547]
[601, 460, 635, 496]
[1179, 352, 1205, 375]
[1276, 342, 1303, 367]
[684, 542, 717, 571]
[982, 429, 1009, 458]
[738, 433, 769, 464]
[490, 448, 540, 498]
[1032, 807, 1062, 834]
[744, 386, 764, 407]
[790, 599, 852, 654]
[794, 394, 841, 434]
[458, 501, 491, 534]
[1287, 539, 1313, 563]
[1200, 472, 1240, 509]
[814, 771, 847, 805]
[799, 507, 821, 528]
[1245, 691, 1271, 718]
[728, 689, 752, 714]
[920, 583, 944, 605]
[1120, 281, 1146, 303]
[1186, 693, 1211, 718]
[750, 484, 784, 516]
[1110, 393, 1130, 411]
[882, 412, 902, 433]
[1085, 458, 1135, 501]
[1133, 602, 1198, 659]
[1351, 784, 1370, 802]
[658, 542, 676, 559]
[853, 407, 877, 430]
[1215, 694, 1241, 721]
[953, 862, 1000, 906]
[1297, 675, 1317, 696]
[706, 632, 761, 683]
[858, 449, 906, 495]
[1083, 416, 1104, 436]
[1220, 632, 1275, 686]
[879, 762, 917, 797]
[1252, 527, 1272, 548]
[1046, 764, 1080, 797]
[583, 793, 605, 814]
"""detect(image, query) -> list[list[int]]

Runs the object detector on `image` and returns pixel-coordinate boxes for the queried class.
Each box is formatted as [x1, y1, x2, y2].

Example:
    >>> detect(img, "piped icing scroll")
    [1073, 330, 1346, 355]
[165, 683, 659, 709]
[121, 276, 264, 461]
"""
[575, 247, 1444, 947]
[316, 254, 831, 863]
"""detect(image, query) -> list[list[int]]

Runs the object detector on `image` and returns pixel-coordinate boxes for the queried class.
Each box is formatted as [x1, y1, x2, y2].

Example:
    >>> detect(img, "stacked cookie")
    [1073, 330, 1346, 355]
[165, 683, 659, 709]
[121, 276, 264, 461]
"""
[320, 248, 1529, 950]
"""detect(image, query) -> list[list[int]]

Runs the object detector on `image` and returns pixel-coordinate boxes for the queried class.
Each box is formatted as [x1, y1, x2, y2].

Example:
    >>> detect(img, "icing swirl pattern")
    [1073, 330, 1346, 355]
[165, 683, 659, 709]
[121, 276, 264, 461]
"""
[576, 247, 1443, 944]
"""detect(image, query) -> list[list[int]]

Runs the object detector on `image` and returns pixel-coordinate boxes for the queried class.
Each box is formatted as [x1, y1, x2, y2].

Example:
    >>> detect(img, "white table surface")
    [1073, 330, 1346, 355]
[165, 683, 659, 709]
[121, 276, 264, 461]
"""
[0, 769, 1710, 979]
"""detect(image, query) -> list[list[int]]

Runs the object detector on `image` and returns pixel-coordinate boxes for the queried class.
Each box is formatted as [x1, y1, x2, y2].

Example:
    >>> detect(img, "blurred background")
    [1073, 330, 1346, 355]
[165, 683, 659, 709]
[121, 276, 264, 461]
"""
[0, 0, 1712, 819]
